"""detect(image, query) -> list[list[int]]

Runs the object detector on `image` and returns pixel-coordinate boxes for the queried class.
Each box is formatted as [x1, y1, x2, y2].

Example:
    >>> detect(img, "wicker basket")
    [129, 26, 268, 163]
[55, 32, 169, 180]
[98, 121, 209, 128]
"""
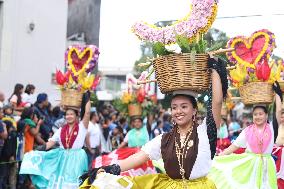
[239, 82, 274, 105]
[152, 53, 210, 94]
[61, 89, 83, 108]
[128, 104, 142, 117]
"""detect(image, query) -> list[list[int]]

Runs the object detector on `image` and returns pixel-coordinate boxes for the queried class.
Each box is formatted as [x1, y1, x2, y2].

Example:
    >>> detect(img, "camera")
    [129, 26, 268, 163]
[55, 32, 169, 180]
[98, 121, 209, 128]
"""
[39, 116, 45, 121]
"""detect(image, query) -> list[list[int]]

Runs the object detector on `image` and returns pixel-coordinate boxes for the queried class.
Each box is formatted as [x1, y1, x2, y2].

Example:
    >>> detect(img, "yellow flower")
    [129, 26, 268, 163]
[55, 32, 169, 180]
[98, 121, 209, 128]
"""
[78, 73, 94, 90]
[121, 92, 133, 104]
[268, 61, 282, 83]
[229, 64, 247, 87]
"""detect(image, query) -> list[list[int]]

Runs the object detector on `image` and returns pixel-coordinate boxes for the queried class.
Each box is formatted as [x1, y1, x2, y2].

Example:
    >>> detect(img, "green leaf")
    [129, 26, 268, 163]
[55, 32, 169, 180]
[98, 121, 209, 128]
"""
[206, 41, 224, 52]
[146, 68, 155, 79]
[152, 42, 169, 57]
[176, 35, 191, 53]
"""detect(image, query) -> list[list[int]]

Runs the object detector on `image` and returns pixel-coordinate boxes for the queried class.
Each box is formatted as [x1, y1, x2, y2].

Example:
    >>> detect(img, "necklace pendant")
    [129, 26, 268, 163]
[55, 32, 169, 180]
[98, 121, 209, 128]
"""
[187, 140, 194, 148]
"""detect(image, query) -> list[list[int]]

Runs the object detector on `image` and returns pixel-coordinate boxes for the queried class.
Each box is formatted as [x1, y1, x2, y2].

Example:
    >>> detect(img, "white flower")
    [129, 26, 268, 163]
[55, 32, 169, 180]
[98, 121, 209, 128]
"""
[165, 44, 182, 54]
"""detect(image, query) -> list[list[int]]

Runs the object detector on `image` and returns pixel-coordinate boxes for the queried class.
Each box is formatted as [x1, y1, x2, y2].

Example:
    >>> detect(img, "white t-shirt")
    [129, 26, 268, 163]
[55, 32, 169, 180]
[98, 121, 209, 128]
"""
[10, 94, 18, 104]
[50, 121, 88, 149]
[22, 93, 35, 104]
[141, 118, 212, 180]
[87, 121, 101, 148]
[233, 123, 274, 154]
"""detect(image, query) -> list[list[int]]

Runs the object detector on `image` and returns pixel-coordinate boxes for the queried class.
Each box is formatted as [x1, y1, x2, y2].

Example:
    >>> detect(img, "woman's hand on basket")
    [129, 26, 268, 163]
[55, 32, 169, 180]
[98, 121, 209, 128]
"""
[208, 57, 228, 99]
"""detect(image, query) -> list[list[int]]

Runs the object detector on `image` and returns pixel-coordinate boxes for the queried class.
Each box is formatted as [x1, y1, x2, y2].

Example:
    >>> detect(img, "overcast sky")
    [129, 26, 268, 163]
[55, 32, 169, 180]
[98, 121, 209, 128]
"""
[99, 0, 284, 72]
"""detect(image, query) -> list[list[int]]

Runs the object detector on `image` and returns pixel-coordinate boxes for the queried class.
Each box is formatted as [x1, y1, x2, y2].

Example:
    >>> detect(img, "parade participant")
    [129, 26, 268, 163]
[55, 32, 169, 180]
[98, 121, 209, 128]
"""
[19, 92, 91, 189]
[118, 115, 149, 148]
[209, 83, 282, 189]
[79, 58, 227, 189]
[272, 110, 284, 187]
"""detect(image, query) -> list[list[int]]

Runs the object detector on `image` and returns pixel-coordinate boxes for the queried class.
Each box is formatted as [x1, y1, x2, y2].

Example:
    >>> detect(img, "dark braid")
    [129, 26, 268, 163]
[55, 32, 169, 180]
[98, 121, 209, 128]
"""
[206, 84, 217, 159]
[208, 57, 228, 99]
[206, 57, 229, 159]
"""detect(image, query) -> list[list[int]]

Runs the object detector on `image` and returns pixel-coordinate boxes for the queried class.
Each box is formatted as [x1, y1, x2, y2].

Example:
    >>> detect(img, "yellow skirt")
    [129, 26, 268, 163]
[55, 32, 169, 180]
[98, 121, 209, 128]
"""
[80, 173, 216, 189]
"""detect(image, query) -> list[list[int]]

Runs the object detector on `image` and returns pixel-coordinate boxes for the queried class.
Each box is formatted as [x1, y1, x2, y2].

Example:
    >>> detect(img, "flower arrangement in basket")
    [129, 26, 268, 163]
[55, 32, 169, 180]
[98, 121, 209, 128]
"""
[132, 0, 233, 94]
[113, 88, 157, 117]
[226, 29, 281, 105]
[55, 45, 100, 107]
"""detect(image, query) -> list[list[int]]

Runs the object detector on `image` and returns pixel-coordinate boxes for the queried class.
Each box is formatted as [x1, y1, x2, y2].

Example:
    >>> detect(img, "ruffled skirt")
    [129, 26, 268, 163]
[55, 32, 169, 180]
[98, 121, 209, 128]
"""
[79, 173, 216, 189]
[209, 152, 277, 189]
[272, 145, 284, 188]
[20, 148, 88, 189]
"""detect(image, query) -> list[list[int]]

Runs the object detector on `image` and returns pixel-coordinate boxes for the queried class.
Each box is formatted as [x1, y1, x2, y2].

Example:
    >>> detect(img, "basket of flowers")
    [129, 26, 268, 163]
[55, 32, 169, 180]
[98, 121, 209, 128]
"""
[113, 88, 157, 117]
[151, 40, 210, 93]
[227, 29, 280, 105]
[55, 45, 100, 108]
[131, 0, 234, 94]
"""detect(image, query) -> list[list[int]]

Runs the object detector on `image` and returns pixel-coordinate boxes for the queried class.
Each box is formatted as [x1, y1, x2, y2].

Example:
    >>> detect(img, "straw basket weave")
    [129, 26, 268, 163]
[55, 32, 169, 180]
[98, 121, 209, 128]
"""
[239, 82, 274, 105]
[61, 89, 83, 108]
[152, 53, 210, 94]
[128, 104, 142, 117]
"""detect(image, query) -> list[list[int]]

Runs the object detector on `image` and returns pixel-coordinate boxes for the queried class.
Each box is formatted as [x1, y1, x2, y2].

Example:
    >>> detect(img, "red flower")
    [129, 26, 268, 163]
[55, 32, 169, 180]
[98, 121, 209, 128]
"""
[255, 59, 271, 81]
[91, 76, 101, 90]
[136, 88, 146, 103]
[261, 59, 271, 81]
[255, 62, 263, 80]
[55, 70, 70, 85]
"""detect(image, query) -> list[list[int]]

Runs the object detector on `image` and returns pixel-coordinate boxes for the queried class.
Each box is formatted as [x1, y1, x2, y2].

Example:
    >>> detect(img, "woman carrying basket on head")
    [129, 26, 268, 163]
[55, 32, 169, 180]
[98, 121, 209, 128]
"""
[19, 92, 91, 189]
[209, 83, 282, 189]
[79, 57, 228, 189]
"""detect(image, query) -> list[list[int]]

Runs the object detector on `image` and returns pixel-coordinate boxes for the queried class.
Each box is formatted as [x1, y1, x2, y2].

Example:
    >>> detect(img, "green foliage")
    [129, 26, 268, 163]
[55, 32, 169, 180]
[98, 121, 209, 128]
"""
[112, 98, 128, 115]
[134, 28, 230, 77]
[90, 92, 98, 107]
[176, 35, 191, 53]
[152, 42, 171, 57]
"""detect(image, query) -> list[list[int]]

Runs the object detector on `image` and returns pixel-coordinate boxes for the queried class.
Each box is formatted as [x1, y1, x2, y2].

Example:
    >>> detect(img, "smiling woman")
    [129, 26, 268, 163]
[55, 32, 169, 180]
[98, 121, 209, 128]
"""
[209, 85, 283, 189]
[79, 58, 228, 189]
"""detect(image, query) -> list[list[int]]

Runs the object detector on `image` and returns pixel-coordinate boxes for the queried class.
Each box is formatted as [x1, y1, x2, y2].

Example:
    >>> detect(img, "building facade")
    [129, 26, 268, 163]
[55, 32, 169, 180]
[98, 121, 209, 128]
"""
[0, 0, 68, 104]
